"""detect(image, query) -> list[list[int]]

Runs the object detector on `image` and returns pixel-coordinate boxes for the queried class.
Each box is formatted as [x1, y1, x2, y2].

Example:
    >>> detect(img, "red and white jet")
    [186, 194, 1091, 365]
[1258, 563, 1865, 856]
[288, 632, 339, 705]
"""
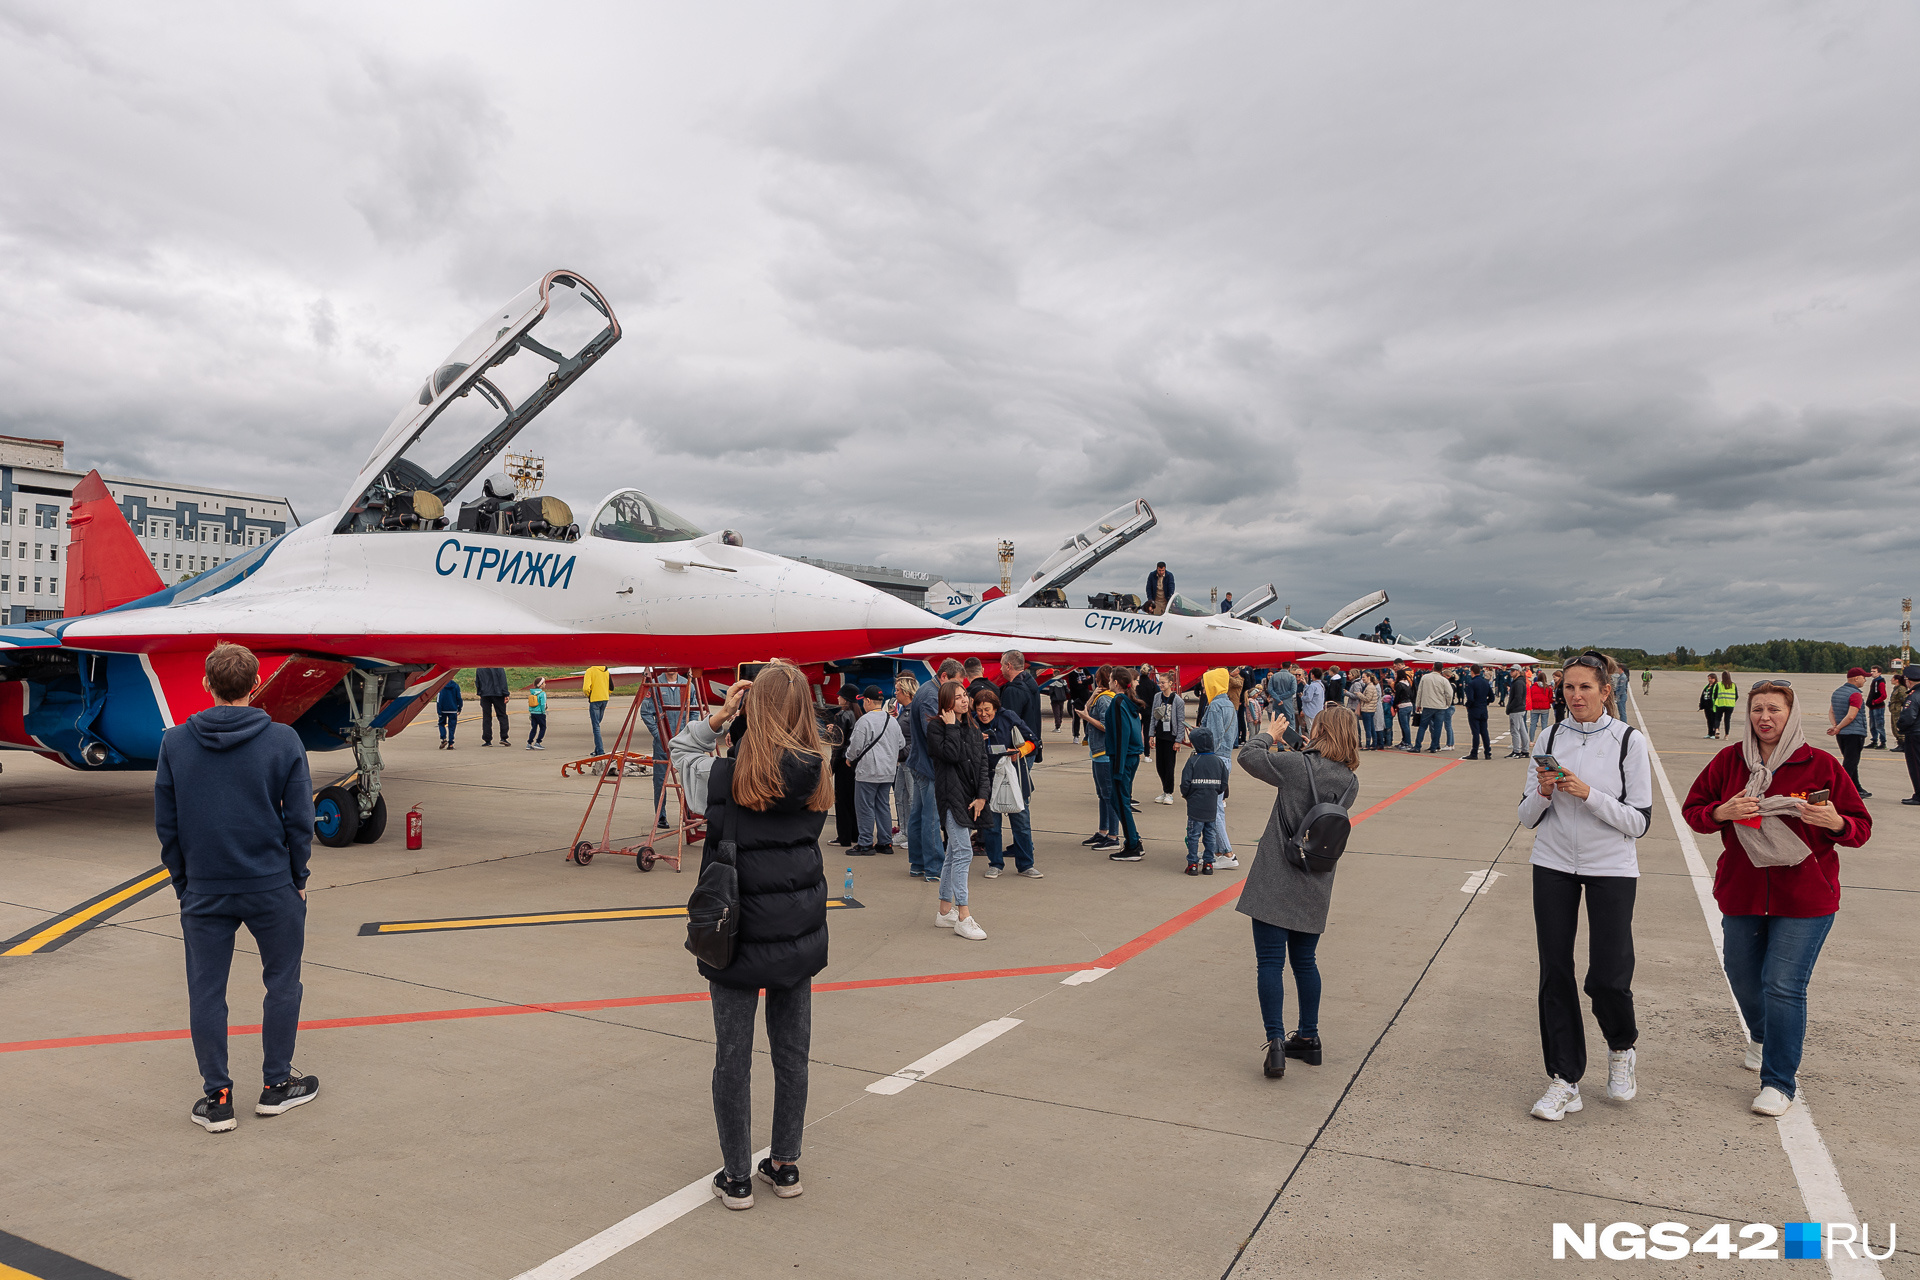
[1, 270, 947, 843]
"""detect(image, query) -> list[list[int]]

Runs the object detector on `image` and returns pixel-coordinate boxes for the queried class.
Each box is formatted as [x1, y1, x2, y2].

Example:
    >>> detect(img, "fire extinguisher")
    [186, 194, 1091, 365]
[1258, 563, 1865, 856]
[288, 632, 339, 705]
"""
[406, 804, 424, 850]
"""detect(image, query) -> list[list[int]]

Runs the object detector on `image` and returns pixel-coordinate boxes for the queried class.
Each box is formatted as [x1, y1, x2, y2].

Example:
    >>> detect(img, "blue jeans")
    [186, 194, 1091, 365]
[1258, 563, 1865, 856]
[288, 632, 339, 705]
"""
[1092, 760, 1115, 833]
[589, 699, 608, 755]
[1527, 710, 1548, 743]
[1395, 705, 1412, 745]
[527, 713, 547, 745]
[983, 805, 1033, 871]
[1211, 764, 1233, 852]
[1722, 913, 1834, 1097]
[438, 712, 457, 743]
[1443, 706, 1455, 746]
[909, 770, 943, 881]
[180, 886, 306, 1095]
[1251, 919, 1321, 1041]
[938, 811, 973, 906]
[855, 779, 894, 848]
[1868, 706, 1885, 744]
[1184, 817, 1218, 863]
[1413, 709, 1443, 751]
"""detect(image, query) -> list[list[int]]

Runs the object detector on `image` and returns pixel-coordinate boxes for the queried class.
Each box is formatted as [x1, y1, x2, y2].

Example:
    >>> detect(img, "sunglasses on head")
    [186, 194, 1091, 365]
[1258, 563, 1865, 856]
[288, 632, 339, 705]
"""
[1748, 679, 1792, 693]
[1562, 652, 1609, 674]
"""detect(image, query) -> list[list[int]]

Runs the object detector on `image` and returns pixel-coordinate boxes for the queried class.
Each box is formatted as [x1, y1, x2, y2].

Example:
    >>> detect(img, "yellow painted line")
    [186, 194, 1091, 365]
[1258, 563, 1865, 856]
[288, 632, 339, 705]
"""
[362, 898, 863, 937]
[1, 1263, 45, 1280]
[1, 869, 171, 957]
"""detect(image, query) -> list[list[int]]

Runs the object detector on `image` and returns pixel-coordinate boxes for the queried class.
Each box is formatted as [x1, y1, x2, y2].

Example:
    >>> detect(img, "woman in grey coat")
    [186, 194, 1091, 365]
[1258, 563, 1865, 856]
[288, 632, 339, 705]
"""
[1236, 705, 1362, 1079]
[1146, 670, 1189, 804]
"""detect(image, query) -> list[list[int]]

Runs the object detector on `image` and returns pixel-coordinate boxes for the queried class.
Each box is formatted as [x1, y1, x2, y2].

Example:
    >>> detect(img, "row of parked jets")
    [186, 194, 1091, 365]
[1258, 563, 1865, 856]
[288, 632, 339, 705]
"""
[0, 269, 1534, 845]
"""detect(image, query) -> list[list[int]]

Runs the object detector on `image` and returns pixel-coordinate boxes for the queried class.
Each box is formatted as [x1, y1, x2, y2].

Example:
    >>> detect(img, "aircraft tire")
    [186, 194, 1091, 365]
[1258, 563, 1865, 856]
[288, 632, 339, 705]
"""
[352, 793, 388, 844]
[314, 786, 361, 847]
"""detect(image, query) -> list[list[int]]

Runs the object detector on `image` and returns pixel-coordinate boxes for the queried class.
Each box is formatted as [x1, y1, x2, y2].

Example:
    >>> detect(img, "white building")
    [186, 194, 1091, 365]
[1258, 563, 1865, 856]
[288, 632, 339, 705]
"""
[1, 435, 299, 624]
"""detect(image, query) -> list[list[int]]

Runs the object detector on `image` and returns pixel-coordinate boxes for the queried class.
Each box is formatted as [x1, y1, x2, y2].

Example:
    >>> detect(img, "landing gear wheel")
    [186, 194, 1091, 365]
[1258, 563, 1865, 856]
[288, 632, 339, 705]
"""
[314, 787, 360, 847]
[637, 848, 656, 872]
[351, 793, 388, 844]
[572, 840, 595, 866]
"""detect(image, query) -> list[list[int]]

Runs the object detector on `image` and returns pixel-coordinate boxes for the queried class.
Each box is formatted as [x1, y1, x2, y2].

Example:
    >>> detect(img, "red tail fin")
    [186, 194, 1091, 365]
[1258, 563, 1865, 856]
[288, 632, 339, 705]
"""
[63, 470, 165, 616]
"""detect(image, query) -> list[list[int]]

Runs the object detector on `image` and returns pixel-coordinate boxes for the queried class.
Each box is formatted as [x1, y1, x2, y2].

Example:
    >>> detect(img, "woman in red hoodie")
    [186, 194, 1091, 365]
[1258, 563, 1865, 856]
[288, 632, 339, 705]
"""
[1682, 679, 1870, 1118]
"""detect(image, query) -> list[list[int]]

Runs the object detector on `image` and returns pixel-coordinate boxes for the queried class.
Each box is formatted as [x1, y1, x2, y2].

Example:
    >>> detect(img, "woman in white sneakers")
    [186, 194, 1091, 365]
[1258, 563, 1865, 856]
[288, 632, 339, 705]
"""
[1517, 652, 1652, 1121]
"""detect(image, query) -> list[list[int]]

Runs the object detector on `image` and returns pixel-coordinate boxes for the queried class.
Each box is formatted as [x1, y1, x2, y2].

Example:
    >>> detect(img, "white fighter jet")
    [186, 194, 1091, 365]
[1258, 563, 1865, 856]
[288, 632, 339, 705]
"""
[2, 269, 948, 843]
[1395, 623, 1539, 668]
[875, 501, 1405, 674]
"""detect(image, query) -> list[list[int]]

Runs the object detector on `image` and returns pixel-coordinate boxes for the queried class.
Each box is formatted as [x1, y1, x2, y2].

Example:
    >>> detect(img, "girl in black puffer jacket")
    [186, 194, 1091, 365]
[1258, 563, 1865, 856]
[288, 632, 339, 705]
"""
[668, 664, 831, 1210]
[927, 681, 992, 940]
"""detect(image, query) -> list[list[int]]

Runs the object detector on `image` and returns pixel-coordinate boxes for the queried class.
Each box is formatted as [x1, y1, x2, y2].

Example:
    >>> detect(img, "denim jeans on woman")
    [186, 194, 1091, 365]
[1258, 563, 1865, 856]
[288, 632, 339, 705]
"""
[1092, 760, 1116, 833]
[1250, 919, 1321, 1042]
[1721, 913, 1834, 1098]
[982, 806, 1033, 872]
[710, 981, 809, 1181]
[939, 811, 974, 906]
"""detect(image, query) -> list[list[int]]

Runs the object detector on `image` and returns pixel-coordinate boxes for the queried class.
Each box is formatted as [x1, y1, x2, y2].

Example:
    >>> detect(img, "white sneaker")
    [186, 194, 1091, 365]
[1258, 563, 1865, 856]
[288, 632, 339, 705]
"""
[954, 916, 987, 940]
[1213, 855, 1240, 869]
[1606, 1048, 1637, 1101]
[982, 867, 1000, 879]
[1743, 1041, 1763, 1072]
[1018, 867, 1045, 878]
[1158, 794, 1175, 805]
[1530, 1077, 1583, 1121]
[1751, 1086, 1793, 1116]
[935, 909, 958, 929]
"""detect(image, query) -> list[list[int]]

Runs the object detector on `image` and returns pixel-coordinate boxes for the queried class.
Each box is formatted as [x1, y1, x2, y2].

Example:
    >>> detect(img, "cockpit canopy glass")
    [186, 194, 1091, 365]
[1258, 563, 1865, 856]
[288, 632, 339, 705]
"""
[591, 490, 704, 544]
[1021, 500, 1153, 593]
[1278, 615, 1313, 632]
[1165, 594, 1213, 617]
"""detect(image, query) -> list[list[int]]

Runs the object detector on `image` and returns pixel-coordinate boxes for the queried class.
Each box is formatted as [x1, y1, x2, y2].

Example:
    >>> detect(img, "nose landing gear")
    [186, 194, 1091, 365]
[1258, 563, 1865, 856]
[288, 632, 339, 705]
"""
[314, 668, 400, 848]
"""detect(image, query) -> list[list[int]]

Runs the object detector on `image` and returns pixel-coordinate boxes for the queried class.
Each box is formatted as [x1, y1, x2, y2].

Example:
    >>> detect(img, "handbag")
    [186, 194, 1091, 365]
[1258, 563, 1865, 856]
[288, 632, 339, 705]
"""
[1283, 756, 1356, 875]
[684, 762, 742, 969]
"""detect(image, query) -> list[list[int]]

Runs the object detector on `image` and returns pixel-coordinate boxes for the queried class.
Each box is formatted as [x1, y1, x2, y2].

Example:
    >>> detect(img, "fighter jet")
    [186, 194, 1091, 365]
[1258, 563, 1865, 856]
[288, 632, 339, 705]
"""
[1394, 623, 1539, 668]
[0, 270, 947, 844]
[874, 500, 1405, 673]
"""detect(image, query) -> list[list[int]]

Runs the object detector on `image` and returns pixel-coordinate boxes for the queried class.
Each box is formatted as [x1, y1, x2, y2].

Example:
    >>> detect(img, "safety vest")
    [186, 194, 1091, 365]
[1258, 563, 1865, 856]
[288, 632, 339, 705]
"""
[1712, 680, 1738, 709]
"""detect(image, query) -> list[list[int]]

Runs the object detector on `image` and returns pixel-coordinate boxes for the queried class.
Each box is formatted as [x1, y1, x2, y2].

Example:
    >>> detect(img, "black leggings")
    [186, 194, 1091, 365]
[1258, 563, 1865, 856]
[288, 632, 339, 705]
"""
[1154, 731, 1176, 794]
[1533, 866, 1637, 1085]
[1838, 735, 1865, 794]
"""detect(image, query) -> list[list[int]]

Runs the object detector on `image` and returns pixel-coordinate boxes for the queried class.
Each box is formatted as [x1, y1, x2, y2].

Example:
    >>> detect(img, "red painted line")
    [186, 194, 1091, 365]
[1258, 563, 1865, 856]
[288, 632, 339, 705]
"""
[0, 761, 1459, 1057]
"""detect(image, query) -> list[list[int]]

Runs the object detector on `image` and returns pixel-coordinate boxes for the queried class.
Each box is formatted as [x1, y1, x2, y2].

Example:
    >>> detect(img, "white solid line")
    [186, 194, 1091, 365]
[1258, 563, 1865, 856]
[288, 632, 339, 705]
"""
[1061, 968, 1111, 985]
[1459, 869, 1504, 895]
[1630, 692, 1879, 1280]
[866, 1017, 1023, 1095]
[511, 1146, 770, 1280]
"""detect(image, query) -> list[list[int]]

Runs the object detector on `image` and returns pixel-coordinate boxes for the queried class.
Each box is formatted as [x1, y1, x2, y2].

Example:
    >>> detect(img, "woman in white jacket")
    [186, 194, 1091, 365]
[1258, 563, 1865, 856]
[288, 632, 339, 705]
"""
[1517, 651, 1653, 1122]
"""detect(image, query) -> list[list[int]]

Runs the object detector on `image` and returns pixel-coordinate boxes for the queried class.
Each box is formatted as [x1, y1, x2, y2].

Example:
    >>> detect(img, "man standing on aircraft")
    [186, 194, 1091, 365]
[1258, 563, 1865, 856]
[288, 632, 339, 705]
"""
[1463, 664, 1495, 760]
[584, 664, 612, 756]
[998, 651, 1044, 764]
[1145, 562, 1175, 615]
[1219, 591, 1235, 614]
[475, 666, 511, 748]
[156, 643, 319, 1134]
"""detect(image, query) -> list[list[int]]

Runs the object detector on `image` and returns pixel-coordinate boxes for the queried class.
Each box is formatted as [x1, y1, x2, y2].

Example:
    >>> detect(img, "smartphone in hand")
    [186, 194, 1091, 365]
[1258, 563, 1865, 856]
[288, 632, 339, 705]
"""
[1806, 789, 1830, 806]
[1533, 754, 1564, 774]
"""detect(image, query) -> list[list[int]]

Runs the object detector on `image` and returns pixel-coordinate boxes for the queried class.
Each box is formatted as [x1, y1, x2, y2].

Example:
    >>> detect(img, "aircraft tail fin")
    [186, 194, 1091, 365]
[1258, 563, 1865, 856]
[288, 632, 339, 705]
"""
[63, 470, 164, 616]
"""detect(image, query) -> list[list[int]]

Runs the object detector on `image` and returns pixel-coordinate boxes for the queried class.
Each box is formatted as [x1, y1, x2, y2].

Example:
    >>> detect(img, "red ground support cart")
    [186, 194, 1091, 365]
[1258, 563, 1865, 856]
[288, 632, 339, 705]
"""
[559, 668, 708, 871]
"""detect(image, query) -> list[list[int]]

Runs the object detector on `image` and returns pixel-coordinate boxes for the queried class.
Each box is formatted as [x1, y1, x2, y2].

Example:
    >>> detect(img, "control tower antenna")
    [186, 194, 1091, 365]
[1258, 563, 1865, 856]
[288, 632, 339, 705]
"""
[997, 540, 1015, 594]
[1902, 597, 1912, 667]
[503, 452, 546, 494]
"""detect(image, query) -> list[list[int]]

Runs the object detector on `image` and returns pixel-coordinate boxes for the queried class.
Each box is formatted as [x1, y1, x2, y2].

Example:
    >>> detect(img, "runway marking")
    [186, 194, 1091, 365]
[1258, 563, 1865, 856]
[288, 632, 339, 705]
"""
[2, 759, 1467, 1057]
[359, 898, 865, 936]
[0, 1227, 132, 1279]
[1, 868, 172, 957]
[1459, 869, 1505, 895]
[1060, 968, 1111, 985]
[866, 1017, 1025, 1094]
[1631, 692, 1880, 1280]
[509, 1146, 771, 1280]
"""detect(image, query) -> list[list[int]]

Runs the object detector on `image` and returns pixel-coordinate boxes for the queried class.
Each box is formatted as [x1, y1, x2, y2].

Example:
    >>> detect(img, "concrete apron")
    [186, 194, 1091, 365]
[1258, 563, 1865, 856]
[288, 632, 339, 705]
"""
[0, 679, 1911, 1278]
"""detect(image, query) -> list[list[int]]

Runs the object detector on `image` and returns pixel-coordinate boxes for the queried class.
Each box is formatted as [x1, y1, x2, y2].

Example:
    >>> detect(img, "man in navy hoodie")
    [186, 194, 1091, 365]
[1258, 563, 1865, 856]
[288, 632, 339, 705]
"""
[156, 642, 319, 1133]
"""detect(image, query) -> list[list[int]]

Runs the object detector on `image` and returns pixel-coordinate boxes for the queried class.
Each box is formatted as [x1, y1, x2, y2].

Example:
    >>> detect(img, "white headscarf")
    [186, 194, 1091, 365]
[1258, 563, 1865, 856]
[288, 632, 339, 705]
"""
[1732, 690, 1813, 868]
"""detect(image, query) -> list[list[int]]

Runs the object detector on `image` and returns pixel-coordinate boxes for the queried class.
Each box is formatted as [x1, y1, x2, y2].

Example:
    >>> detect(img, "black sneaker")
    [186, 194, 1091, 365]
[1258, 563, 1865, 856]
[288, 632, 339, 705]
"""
[1201, 863, 1214, 875]
[256, 1069, 319, 1116]
[192, 1087, 236, 1133]
[1089, 835, 1118, 849]
[849, 845, 876, 856]
[1859, 791, 1872, 799]
[712, 1171, 754, 1210]
[1108, 846, 1144, 862]
[875, 844, 895, 855]
[1080, 834, 1105, 846]
[1185, 862, 1201, 876]
[756, 1157, 803, 1199]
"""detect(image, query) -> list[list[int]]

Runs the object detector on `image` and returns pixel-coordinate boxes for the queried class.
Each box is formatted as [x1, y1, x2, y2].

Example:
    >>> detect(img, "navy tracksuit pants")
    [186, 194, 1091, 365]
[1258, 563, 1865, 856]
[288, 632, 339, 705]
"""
[181, 886, 307, 1094]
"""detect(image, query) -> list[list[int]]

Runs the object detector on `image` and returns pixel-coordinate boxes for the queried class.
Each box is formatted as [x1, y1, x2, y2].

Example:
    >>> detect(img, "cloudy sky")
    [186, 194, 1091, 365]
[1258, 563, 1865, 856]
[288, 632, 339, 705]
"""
[2, 1, 1914, 650]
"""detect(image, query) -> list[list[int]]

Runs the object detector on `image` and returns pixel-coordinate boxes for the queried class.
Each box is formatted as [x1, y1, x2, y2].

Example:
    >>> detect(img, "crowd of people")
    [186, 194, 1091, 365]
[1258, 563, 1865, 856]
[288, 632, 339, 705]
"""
[148, 638, 1897, 1212]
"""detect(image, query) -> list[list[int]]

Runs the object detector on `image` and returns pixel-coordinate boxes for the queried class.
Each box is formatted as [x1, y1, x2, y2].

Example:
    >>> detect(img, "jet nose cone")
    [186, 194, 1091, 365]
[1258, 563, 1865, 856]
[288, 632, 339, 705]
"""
[864, 591, 952, 651]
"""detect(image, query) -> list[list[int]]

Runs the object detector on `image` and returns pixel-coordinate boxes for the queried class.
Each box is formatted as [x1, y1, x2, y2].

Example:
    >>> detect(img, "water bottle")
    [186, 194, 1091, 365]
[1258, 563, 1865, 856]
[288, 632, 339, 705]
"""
[843, 867, 855, 899]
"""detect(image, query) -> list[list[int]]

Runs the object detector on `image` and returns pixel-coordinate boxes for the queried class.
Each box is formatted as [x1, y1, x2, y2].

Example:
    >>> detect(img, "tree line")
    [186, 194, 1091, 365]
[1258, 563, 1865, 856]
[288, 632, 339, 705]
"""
[1516, 640, 1906, 673]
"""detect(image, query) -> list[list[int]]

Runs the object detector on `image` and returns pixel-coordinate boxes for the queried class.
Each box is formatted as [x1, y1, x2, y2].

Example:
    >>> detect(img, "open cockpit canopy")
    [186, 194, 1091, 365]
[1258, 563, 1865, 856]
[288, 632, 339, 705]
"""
[1012, 499, 1155, 606]
[334, 271, 620, 533]
[1230, 584, 1278, 621]
[589, 490, 704, 544]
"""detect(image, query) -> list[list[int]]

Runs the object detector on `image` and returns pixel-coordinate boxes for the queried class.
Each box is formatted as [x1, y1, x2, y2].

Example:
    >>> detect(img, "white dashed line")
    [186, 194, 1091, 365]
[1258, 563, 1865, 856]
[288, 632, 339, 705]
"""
[866, 1017, 1024, 1094]
[1061, 968, 1112, 985]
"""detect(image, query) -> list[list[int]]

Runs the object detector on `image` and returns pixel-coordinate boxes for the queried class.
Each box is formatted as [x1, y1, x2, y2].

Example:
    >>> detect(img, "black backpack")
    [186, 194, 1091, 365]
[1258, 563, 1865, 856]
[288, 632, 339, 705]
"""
[1284, 755, 1357, 875]
[685, 761, 741, 969]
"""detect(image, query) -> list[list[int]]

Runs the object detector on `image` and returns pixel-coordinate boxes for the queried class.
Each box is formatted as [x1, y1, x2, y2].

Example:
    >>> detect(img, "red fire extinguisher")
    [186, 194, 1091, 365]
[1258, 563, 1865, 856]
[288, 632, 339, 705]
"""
[406, 804, 424, 850]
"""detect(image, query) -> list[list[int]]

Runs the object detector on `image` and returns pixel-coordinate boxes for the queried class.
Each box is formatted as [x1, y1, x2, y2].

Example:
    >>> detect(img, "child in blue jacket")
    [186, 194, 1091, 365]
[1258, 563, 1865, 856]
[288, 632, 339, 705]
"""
[436, 679, 463, 749]
[1179, 726, 1231, 874]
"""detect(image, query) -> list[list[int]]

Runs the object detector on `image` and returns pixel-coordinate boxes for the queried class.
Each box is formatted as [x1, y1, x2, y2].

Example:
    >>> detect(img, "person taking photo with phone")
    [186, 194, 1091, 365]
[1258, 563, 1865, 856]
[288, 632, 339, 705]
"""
[1517, 652, 1652, 1122]
[1680, 679, 1870, 1115]
[669, 665, 831, 1209]
[928, 682, 992, 939]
